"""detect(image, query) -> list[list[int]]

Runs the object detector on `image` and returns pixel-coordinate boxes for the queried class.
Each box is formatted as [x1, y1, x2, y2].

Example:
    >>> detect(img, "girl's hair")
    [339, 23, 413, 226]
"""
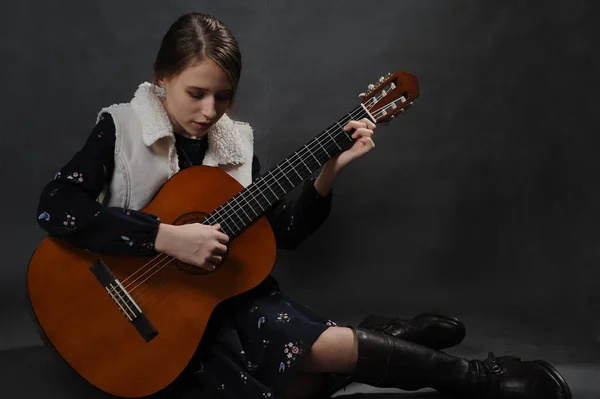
[153, 12, 242, 107]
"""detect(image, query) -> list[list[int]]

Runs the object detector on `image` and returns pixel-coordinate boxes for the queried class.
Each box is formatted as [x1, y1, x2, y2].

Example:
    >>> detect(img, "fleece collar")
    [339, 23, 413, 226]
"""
[129, 81, 247, 166]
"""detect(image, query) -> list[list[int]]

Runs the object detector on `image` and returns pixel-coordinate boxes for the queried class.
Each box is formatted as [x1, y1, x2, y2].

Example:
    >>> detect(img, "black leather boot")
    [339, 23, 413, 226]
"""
[358, 312, 467, 350]
[350, 327, 572, 398]
[321, 312, 467, 397]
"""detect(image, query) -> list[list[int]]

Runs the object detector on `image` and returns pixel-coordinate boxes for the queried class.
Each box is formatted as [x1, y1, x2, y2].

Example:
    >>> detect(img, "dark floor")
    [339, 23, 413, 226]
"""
[0, 345, 597, 398]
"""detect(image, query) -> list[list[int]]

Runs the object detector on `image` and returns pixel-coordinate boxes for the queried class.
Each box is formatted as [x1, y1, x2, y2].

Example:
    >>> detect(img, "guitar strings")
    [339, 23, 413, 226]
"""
[112, 92, 398, 301]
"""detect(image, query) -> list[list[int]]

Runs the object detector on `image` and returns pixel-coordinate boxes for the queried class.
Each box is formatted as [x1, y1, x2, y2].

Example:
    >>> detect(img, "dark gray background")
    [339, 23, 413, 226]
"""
[1, 0, 599, 371]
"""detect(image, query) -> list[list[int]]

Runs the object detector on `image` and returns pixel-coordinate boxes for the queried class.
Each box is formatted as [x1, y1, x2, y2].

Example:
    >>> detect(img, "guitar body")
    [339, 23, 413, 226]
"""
[27, 166, 277, 398]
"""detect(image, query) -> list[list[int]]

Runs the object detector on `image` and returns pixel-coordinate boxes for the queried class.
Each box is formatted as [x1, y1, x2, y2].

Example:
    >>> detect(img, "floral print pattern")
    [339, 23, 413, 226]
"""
[276, 312, 292, 323]
[38, 212, 50, 222]
[279, 341, 304, 372]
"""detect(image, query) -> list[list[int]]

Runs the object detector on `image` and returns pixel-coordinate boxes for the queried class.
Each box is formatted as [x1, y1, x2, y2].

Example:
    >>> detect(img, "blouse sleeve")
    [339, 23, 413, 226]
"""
[251, 155, 333, 251]
[35, 113, 162, 257]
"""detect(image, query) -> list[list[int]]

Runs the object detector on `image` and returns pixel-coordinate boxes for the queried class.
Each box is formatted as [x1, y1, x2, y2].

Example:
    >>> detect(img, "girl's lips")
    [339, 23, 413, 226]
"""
[193, 121, 212, 129]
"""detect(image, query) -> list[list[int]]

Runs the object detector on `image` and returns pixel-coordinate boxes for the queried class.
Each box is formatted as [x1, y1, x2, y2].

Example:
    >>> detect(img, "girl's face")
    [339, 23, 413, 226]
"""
[158, 56, 233, 138]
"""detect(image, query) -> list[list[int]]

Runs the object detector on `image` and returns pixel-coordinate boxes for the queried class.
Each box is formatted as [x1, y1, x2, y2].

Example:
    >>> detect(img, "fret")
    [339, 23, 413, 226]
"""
[238, 191, 259, 218]
[257, 185, 273, 207]
[231, 195, 252, 223]
[277, 164, 294, 188]
[247, 189, 265, 212]
[295, 151, 313, 175]
[224, 204, 242, 233]
[268, 170, 286, 195]
[264, 177, 280, 199]
[335, 122, 352, 141]
[304, 144, 321, 166]
[316, 138, 331, 158]
[286, 158, 303, 181]
[327, 127, 343, 150]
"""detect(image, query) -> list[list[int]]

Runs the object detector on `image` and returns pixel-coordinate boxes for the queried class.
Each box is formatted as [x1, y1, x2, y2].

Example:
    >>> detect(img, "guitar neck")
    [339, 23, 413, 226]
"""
[204, 104, 372, 238]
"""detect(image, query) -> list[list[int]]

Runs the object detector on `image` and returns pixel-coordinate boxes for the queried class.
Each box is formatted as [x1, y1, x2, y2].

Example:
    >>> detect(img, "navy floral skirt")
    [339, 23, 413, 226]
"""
[175, 275, 338, 399]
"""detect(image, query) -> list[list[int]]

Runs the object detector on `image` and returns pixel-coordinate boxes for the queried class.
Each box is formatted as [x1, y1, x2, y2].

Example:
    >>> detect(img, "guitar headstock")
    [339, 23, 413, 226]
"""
[359, 69, 420, 124]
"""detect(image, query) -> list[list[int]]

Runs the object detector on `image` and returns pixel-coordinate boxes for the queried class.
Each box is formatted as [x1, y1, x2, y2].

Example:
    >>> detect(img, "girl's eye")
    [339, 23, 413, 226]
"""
[188, 91, 231, 102]
[189, 92, 204, 99]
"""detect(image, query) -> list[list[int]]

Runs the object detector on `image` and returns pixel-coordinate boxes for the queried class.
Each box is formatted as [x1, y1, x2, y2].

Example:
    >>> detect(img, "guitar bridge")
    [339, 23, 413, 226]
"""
[89, 259, 158, 342]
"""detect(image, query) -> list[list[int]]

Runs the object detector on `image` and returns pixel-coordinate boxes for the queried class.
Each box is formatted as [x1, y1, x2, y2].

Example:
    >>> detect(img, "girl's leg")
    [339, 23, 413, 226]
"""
[284, 327, 356, 399]
[300, 326, 357, 374]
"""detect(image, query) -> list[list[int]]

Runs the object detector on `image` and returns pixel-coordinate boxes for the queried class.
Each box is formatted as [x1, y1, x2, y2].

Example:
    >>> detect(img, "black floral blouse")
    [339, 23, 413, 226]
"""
[35, 112, 340, 399]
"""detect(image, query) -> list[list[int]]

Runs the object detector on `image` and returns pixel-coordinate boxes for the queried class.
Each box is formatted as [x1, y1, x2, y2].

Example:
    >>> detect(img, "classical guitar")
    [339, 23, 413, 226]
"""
[27, 69, 419, 398]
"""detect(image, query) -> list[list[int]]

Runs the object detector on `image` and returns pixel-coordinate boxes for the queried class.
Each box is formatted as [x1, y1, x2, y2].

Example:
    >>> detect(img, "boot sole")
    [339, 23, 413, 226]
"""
[536, 360, 573, 399]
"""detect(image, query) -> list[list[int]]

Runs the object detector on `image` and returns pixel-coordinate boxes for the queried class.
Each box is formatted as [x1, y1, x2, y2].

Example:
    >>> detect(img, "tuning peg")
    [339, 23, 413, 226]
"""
[358, 92, 367, 98]
[379, 76, 385, 83]
[381, 114, 396, 125]
[367, 84, 375, 91]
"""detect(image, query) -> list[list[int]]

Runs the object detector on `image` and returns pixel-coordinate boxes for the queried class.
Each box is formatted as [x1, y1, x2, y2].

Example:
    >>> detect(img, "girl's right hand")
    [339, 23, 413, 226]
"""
[154, 223, 229, 271]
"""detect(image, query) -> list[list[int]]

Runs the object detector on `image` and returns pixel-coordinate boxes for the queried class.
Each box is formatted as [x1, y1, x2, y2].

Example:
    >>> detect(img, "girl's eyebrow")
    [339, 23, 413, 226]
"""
[187, 85, 232, 93]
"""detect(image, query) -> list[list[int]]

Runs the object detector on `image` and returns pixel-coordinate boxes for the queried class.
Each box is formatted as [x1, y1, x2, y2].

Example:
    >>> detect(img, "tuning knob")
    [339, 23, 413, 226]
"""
[367, 84, 375, 91]
[379, 76, 385, 83]
[358, 92, 367, 98]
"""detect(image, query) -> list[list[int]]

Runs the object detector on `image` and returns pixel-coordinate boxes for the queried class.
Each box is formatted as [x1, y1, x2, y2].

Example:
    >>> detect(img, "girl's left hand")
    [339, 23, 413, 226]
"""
[327, 118, 376, 174]
[313, 118, 377, 196]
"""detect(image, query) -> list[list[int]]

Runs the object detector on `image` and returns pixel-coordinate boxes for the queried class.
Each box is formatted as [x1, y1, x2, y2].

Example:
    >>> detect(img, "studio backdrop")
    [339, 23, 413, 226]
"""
[1, 0, 598, 364]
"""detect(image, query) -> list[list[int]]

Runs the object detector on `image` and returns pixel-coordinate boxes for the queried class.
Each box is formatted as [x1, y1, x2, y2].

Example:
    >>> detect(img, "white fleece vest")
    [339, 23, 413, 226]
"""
[96, 82, 254, 210]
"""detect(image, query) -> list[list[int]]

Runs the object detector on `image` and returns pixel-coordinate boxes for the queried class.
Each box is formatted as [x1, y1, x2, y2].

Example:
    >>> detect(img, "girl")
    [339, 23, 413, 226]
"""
[36, 12, 571, 399]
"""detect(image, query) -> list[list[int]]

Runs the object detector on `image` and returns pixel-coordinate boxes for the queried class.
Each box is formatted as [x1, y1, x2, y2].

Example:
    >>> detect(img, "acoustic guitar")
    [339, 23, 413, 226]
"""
[27, 69, 419, 398]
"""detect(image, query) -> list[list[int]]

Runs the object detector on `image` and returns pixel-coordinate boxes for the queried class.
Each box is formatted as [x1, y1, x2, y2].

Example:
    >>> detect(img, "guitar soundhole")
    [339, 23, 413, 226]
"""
[171, 211, 229, 275]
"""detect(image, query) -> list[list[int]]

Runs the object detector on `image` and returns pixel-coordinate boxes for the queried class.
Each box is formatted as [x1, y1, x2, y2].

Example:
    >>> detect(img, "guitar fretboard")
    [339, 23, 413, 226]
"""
[204, 104, 371, 238]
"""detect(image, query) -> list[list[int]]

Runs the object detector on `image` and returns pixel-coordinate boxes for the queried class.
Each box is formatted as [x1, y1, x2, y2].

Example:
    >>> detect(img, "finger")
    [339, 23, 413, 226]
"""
[207, 255, 222, 265]
[364, 137, 376, 149]
[360, 118, 376, 130]
[213, 243, 228, 255]
[344, 120, 368, 132]
[196, 262, 216, 271]
[352, 128, 374, 139]
[215, 231, 230, 244]
[357, 136, 375, 150]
